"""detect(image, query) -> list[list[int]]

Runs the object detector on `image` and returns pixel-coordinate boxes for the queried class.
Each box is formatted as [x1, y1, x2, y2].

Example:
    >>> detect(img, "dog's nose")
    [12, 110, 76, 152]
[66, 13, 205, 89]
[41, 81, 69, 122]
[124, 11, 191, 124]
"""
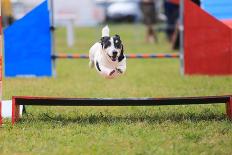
[113, 51, 118, 56]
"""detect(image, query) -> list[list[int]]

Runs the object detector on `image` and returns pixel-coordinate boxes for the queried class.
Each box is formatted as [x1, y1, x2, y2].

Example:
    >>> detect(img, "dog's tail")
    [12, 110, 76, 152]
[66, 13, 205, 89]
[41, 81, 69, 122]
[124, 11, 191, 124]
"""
[102, 25, 110, 37]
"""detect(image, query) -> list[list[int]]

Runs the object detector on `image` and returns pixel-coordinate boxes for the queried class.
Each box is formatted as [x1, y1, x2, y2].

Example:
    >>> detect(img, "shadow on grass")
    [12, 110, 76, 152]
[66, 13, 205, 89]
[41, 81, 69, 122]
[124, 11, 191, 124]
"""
[19, 111, 229, 125]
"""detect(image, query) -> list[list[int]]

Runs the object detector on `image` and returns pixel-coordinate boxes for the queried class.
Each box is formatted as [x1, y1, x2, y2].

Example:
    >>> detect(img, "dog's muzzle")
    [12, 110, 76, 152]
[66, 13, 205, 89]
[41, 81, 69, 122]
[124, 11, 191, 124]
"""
[111, 51, 118, 61]
[108, 53, 118, 61]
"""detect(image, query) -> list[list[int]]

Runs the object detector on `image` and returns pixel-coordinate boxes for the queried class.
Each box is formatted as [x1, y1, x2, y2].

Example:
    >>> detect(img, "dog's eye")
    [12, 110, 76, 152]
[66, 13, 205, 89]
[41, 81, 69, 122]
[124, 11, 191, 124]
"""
[101, 37, 111, 49]
[113, 38, 121, 49]
[104, 41, 111, 49]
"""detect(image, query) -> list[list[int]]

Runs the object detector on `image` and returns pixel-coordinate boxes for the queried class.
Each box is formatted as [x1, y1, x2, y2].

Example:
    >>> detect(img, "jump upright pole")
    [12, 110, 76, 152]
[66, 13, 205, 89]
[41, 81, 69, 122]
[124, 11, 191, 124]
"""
[49, 0, 56, 77]
[179, 0, 184, 75]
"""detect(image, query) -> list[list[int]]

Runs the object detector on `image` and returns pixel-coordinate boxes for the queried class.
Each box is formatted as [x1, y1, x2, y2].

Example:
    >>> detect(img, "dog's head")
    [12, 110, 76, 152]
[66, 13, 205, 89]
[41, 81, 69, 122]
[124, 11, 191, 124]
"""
[101, 34, 124, 62]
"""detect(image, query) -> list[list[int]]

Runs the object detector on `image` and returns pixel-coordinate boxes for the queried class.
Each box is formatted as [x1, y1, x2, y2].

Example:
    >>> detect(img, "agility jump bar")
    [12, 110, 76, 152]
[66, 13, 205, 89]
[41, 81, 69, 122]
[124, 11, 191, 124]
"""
[52, 53, 179, 59]
[10, 95, 232, 124]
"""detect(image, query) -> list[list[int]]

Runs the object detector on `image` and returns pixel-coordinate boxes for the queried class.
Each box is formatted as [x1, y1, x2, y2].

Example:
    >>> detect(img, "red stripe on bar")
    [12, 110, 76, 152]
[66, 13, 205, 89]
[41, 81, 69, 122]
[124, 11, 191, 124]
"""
[71, 54, 80, 58]
[128, 54, 137, 58]
[141, 54, 150, 58]
[58, 53, 68, 58]
[156, 54, 165, 58]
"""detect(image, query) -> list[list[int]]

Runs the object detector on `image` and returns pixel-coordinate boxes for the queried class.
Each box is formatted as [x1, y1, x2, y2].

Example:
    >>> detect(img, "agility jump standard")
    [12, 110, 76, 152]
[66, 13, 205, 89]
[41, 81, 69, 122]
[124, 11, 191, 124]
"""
[11, 95, 232, 124]
[52, 53, 179, 59]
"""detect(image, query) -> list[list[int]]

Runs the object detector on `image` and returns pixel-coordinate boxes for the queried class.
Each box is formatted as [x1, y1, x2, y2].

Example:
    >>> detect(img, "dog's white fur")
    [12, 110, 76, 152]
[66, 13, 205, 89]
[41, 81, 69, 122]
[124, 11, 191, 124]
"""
[89, 25, 126, 79]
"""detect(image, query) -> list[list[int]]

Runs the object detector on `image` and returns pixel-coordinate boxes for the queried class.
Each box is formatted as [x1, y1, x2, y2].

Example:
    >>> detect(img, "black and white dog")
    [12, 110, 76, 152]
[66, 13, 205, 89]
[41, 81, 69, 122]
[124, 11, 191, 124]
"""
[89, 25, 126, 79]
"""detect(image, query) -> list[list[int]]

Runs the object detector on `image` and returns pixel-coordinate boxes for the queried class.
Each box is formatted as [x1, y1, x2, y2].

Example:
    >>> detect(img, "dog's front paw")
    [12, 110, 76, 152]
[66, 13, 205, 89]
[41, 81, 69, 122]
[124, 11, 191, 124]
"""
[109, 70, 116, 76]
[116, 68, 123, 74]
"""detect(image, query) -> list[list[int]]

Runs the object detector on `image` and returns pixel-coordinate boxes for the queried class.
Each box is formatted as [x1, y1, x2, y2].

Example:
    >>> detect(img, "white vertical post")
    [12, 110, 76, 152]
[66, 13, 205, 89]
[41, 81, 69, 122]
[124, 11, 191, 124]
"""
[179, 0, 184, 75]
[66, 20, 74, 47]
[48, 0, 56, 77]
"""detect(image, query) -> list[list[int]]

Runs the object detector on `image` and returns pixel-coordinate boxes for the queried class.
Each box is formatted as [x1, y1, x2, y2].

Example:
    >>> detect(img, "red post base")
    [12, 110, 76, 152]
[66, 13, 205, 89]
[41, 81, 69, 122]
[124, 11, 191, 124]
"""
[12, 97, 20, 125]
[226, 97, 232, 120]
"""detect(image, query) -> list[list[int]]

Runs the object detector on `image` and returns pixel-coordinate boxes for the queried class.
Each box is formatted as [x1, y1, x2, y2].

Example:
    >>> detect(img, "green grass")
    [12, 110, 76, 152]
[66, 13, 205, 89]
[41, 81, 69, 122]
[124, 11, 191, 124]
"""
[1, 24, 232, 155]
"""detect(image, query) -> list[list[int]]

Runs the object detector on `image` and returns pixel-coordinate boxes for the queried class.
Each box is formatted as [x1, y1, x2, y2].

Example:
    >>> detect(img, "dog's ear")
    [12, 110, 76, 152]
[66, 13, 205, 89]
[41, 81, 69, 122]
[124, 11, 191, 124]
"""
[118, 44, 125, 62]
[115, 34, 120, 39]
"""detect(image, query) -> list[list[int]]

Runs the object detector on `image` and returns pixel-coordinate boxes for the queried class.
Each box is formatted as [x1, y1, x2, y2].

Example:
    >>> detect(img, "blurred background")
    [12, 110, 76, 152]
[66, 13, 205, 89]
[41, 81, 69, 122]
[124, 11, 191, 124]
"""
[4, 0, 167, 26]
[2, 0, 180, 52]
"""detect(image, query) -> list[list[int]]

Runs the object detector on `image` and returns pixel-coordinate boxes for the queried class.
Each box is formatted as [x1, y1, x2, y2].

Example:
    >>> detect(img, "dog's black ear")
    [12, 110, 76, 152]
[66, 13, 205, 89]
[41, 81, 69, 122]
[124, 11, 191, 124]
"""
[118, 44, 125, 62]
[115, 34, 120, 39]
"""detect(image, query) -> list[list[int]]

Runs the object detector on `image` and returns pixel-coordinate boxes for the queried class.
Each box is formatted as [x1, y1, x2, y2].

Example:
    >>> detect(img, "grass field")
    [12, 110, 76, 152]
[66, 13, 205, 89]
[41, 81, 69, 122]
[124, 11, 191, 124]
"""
[1, 24, 232, 155]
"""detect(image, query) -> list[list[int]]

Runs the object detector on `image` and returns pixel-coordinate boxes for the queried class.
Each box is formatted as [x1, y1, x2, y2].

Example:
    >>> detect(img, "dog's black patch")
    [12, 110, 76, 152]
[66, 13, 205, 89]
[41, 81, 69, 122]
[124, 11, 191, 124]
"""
[113, 35, 122, 49]
[101, 37, 111, 49]
[118, 44, 125, 62]
[96, 61, 101, 71]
